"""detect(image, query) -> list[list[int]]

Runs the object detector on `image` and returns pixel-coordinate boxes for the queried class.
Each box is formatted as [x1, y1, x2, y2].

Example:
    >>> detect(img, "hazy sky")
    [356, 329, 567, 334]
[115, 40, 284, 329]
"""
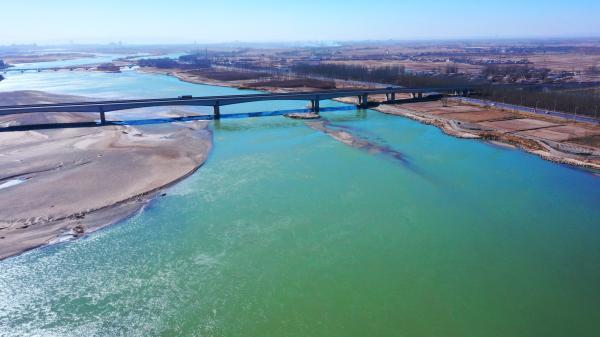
[2, 0, 599, 44]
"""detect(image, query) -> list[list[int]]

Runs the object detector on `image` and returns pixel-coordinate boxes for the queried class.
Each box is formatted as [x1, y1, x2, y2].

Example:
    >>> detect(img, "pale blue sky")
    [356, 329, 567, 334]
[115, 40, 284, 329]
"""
[1, 0, 599, 44]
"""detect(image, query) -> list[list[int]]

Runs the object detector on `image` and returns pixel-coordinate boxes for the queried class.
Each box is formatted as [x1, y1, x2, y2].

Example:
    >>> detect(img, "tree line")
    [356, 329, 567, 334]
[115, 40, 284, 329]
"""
[137, 54, 211, 69]
[482, 64, 550, 80]
[291, 63, 599, 117]
[478, 85, 600, 117]
[291, 63, 473, 88]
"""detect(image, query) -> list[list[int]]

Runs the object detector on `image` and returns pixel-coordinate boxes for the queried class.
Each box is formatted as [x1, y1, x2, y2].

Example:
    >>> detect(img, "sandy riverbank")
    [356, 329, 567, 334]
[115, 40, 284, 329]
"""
[141, 67, 600, 170]
[364, 100, 600, 170]
[0, 91, 212, 260]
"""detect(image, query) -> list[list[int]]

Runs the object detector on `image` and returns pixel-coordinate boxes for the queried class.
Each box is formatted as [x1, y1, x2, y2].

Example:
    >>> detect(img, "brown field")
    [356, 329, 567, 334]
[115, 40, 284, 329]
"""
[479, 118, 561, 133]
[185, 69, 268, 81]
[440, 110, 516, 122]
[400, 101, 487, 115]
[517, 124, 600, 142]
[245, 78, 336, 89]
[526, 53, 600, 72]
[569, 134, 600, 148]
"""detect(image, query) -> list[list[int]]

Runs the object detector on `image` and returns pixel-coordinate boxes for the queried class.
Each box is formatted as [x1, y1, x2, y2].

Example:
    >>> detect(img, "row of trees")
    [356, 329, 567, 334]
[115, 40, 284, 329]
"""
[291, 63, 472, 88]
[137, 58, 179, 69]
[137, 54, 211, 69]
[481, 64, 533, 78]
[478, 85, 600, 117]
[290, 63, 599, 117]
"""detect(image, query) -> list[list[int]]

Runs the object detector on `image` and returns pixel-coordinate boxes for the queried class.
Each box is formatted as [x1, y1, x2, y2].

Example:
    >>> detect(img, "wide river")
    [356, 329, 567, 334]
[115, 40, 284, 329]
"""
[1, 62, 599, 336]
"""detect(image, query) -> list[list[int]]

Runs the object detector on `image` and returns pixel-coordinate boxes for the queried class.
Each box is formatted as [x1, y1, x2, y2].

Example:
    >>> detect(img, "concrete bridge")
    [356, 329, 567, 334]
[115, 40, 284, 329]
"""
[0, 87, 472, 124]
[1, 64, 135, 74]
[2, 67, 94, 73]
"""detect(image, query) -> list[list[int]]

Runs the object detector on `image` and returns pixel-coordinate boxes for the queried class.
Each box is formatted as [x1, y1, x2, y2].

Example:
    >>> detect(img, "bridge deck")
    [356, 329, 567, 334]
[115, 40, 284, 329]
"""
[0, 87, 469, 116]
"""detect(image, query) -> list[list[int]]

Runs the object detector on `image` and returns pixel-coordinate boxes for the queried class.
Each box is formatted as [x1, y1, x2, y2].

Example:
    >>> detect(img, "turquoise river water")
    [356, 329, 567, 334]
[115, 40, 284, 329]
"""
[0, 62, 599, 336]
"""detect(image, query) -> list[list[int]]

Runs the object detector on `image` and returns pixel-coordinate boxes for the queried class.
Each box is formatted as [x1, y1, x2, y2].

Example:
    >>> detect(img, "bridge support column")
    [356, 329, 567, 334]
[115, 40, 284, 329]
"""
[417, 92, 423, 99]
[213, 103, 221, 120]
[385, 92, 395, 103]
[310, 99, 320, 113]
[358, 94, 369, 108]
[99, 107, 106, 125]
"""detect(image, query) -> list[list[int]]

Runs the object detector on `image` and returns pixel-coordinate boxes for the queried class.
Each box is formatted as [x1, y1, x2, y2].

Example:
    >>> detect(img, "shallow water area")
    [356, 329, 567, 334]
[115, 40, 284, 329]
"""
[0, 179, 25, 190]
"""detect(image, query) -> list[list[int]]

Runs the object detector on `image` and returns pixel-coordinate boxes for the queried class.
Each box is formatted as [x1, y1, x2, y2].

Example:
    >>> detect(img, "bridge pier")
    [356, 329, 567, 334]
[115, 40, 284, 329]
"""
[385, 92, 396, 103]
[99, 107, 106, 124]
[213, 103, 221, 119]
[310, 99, 320, 113]
[358, 94, 369, 108]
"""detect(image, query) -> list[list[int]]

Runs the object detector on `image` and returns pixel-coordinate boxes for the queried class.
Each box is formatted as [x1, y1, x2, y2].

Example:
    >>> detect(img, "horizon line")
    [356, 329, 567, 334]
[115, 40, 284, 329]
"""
[2, 36, 600, 48]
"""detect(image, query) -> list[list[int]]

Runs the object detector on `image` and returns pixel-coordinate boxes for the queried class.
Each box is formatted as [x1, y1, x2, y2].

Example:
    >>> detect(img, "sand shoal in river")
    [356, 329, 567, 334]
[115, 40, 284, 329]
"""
[0, 91, 212, 260]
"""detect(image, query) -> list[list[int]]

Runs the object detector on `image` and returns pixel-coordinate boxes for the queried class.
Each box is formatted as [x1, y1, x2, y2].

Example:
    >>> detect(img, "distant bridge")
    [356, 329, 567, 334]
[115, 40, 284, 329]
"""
[1, 64, 135, 74]
[0, 87, 471, 124]
[2, 66, 96, 73]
